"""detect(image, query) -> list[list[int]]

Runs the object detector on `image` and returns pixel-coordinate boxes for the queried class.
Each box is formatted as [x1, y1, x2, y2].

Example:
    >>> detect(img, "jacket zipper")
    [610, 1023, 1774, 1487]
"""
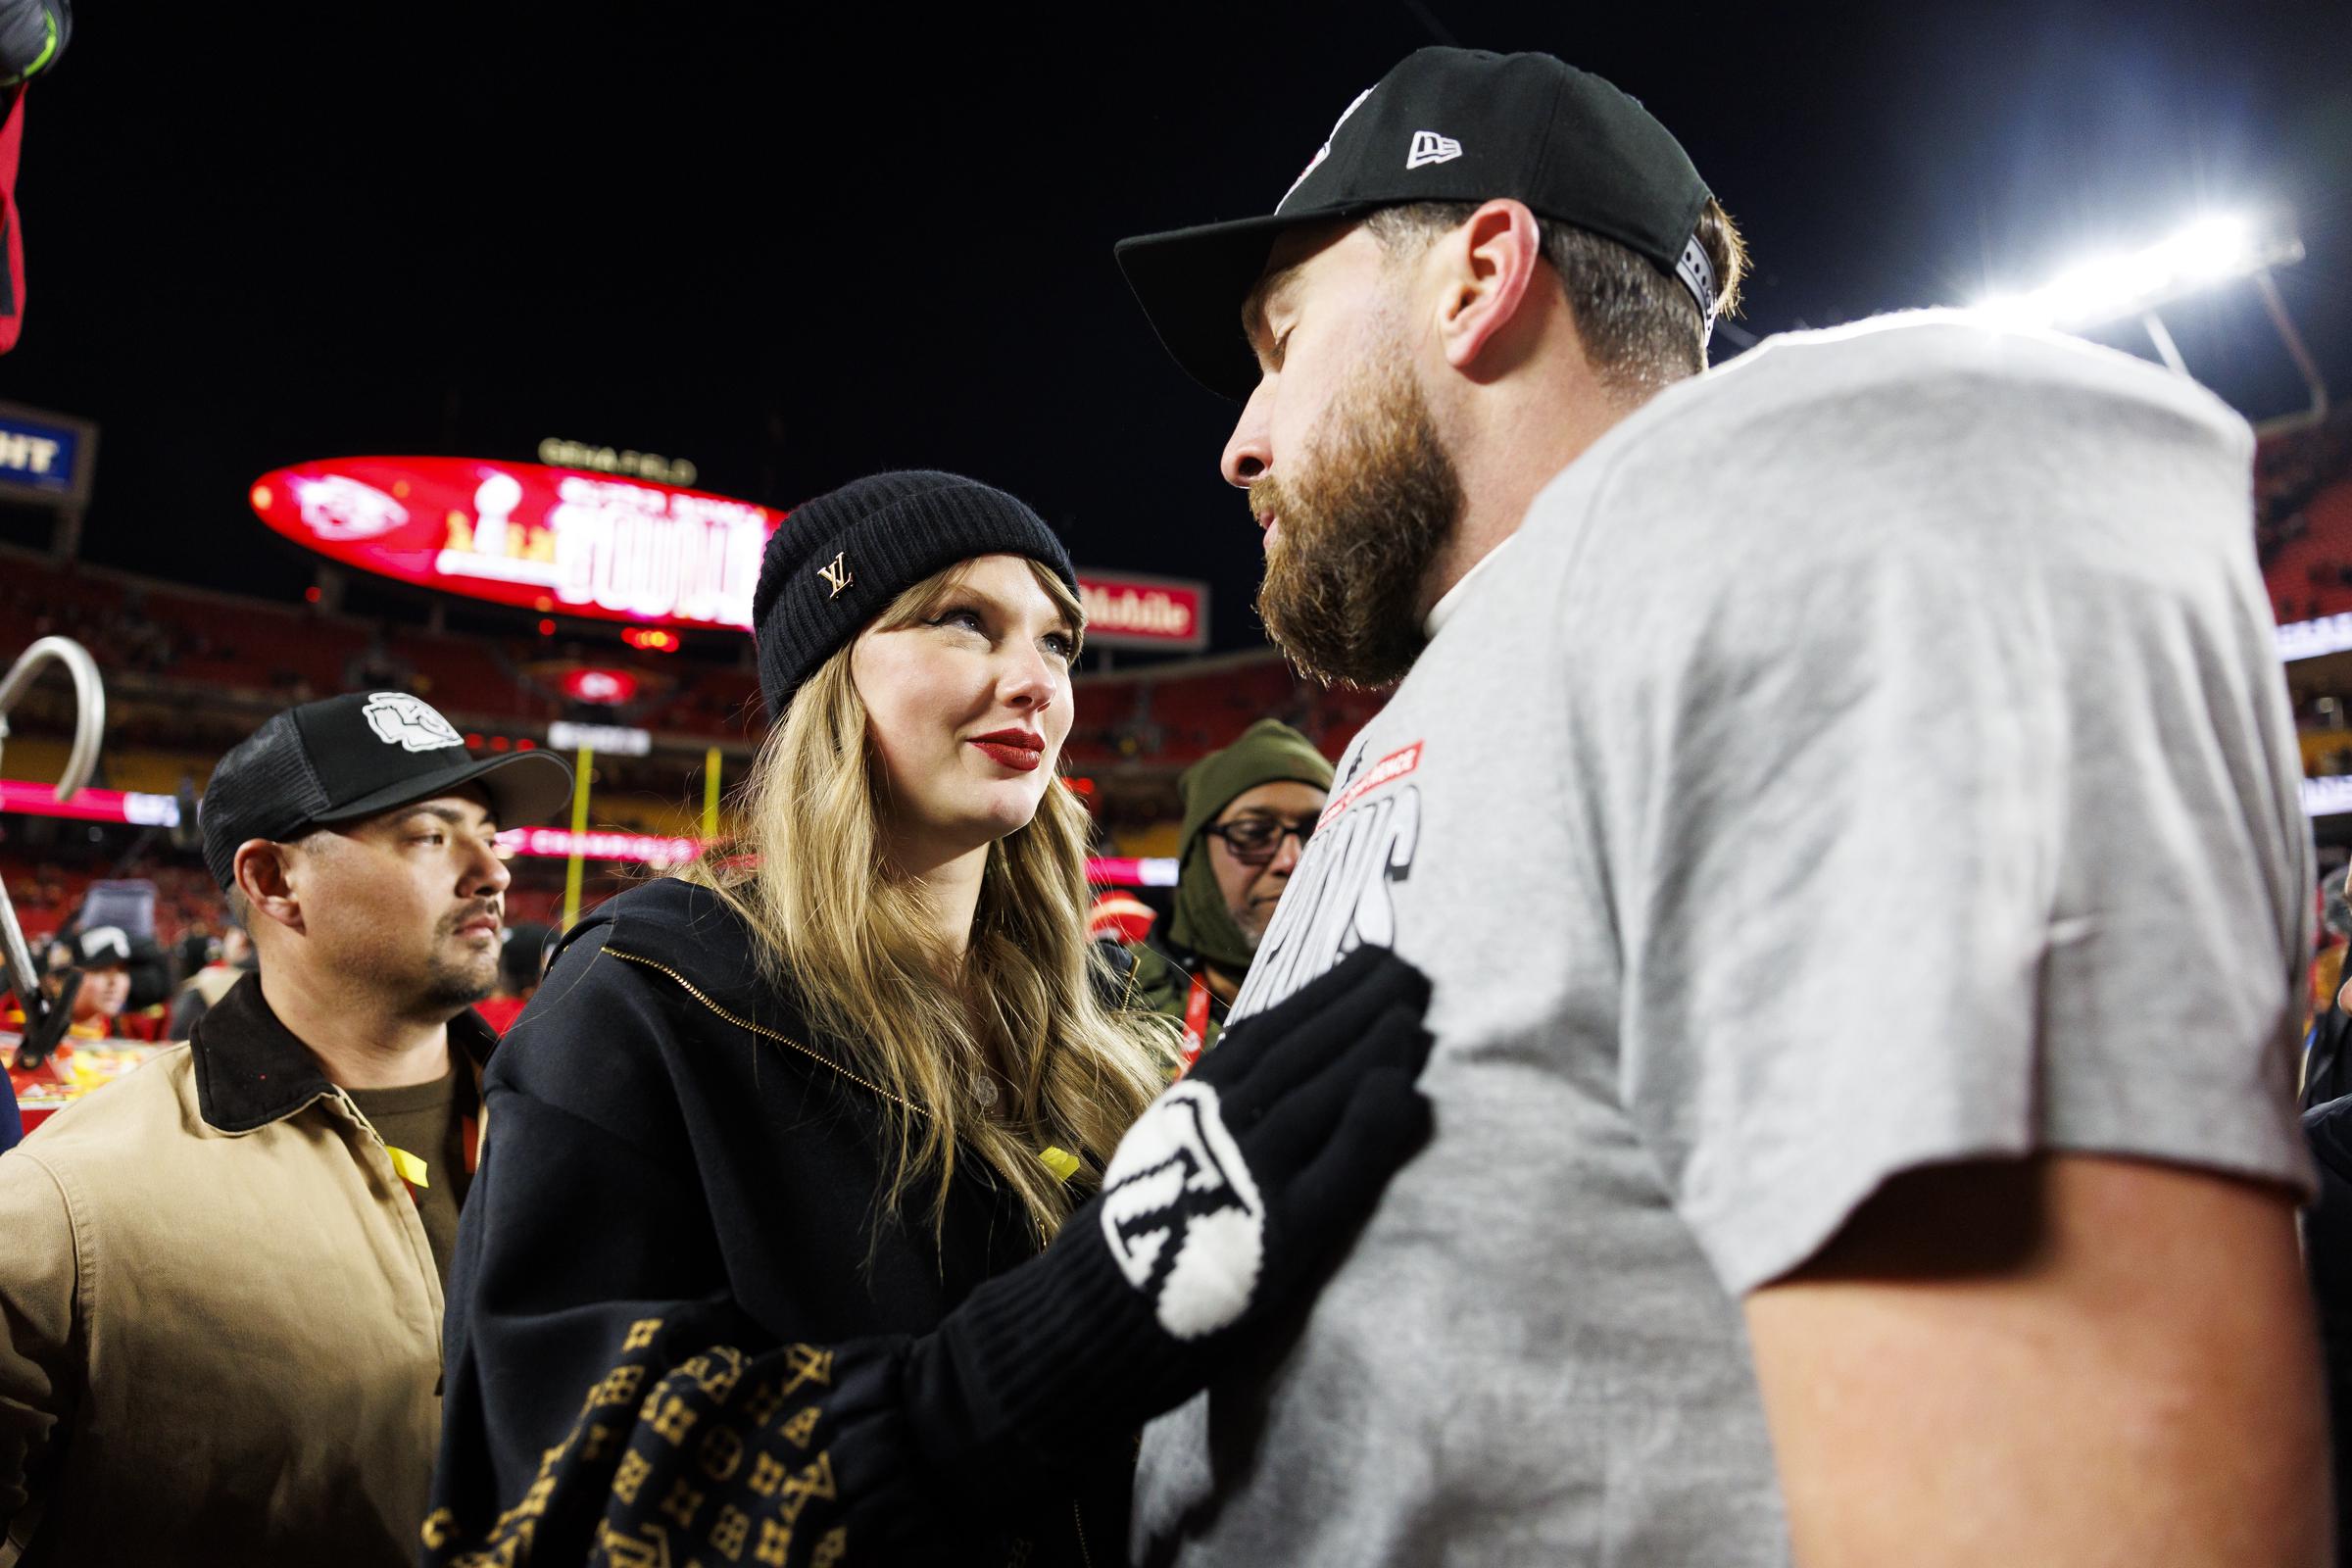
[604, 946, 926, 1120]
[608, 946, 1057, 1254]
[1072, 1498, 1095, 1568]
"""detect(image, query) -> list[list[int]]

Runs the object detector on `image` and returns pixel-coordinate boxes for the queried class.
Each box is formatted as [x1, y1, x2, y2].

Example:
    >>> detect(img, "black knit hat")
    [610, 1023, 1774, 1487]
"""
[754, 470, 1079, 719]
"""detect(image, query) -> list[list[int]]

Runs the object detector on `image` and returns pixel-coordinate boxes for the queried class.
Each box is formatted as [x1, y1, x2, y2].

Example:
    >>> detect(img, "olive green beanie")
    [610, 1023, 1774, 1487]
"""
[1168, 719, 1336, 969]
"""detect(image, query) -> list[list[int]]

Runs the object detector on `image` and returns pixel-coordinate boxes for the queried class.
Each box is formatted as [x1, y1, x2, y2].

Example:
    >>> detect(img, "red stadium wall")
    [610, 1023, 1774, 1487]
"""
[2259, 415, 2352, 625]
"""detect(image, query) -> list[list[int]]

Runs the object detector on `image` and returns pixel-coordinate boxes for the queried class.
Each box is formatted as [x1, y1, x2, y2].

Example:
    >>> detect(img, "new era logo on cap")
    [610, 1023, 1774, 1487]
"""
[1406, 130, 1462, 169]
[363, 692, 466, 754]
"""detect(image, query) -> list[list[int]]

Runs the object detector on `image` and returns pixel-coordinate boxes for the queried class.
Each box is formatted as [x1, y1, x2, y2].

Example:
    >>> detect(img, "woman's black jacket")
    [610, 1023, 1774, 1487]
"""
[425, 876, 1130, 1567]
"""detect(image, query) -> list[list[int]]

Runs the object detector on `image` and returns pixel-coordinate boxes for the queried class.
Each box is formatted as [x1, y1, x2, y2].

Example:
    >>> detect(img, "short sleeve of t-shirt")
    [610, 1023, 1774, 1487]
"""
[1556, 318, 2316, 1297]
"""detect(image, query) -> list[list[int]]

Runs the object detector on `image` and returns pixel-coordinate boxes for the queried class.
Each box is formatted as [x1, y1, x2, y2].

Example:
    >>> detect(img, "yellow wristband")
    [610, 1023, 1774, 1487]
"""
[1037, 1146, 1082, 1183]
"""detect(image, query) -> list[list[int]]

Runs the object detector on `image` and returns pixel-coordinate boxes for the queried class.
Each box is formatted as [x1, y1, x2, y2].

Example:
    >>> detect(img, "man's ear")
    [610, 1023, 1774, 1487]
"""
[233, 840, 305, 938]
[1434, 198, 1545, 373]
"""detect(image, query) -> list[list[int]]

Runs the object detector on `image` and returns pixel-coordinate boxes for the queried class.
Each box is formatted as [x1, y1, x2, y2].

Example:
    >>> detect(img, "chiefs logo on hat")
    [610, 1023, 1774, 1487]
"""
[362, 692, 465, 754]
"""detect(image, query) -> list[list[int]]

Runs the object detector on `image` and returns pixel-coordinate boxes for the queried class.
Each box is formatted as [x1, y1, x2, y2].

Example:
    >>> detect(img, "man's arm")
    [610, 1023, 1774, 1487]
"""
[1744, 1152, 2327, 1567]
[0, 1152, 78, 1545]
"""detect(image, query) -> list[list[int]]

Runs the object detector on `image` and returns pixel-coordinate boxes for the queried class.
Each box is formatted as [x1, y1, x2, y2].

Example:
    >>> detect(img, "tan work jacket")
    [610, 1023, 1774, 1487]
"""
[0, 973, 492, 1567]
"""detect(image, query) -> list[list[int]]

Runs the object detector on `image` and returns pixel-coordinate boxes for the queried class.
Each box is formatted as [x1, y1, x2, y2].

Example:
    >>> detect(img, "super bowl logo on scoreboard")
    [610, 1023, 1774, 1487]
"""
[250, 457, 782, 631]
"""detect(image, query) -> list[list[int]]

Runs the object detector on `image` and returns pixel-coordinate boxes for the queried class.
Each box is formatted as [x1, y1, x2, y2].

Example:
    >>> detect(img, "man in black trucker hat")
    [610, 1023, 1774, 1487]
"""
[0, 692, 570, 1567]
[1117, 46, 2326, 1567]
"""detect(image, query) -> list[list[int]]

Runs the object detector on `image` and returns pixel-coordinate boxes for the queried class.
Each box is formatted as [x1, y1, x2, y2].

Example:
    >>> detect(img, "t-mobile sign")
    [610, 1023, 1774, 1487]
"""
[1077, 570, 1208, 652]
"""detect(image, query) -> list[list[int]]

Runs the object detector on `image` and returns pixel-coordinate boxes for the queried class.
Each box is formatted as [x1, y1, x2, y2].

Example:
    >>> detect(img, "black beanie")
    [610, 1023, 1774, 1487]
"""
[753, 470, 1079, 720]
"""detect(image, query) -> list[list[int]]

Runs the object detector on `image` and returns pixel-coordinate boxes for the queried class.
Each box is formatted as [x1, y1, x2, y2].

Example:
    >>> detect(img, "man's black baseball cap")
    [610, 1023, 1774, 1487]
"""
[199, 692, 574, 892]
[1115, 47, 1717, 400]
[60, 925, 136, 969]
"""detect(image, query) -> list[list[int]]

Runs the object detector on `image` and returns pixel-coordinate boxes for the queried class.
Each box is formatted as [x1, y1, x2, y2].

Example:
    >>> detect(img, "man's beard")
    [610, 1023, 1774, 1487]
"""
[421, 952, 496, 1013]
[1232, 898, 1271, 955]
[1251, 345, 1463, 689]
[418, 907, 500, 1013]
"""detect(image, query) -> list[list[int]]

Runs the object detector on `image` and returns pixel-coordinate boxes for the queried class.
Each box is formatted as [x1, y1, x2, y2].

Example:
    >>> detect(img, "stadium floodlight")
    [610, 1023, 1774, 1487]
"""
[1973, 209, 2325, 430]
[1975, 211, 2304, 331]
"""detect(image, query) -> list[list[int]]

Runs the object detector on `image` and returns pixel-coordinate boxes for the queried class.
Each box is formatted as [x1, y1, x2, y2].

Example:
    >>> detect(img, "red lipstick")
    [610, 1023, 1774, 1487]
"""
[969, 728, 1045, 773]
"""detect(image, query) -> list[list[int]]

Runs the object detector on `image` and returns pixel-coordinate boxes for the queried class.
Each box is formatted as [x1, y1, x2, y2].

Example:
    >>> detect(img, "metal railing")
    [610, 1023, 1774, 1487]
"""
[0, 637, 106, 1061]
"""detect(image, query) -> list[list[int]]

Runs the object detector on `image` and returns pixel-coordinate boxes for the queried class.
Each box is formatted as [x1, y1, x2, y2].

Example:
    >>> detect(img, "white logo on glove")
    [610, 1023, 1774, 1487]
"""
[362, 693, 466, 754]
[1100, 1080, 1265, 1340]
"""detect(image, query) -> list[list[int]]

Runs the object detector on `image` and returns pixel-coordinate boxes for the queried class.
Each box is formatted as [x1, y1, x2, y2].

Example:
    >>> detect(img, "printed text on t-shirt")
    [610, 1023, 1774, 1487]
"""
[1232, 745, 1423, 1020]
[1319, 742, 1423, 827]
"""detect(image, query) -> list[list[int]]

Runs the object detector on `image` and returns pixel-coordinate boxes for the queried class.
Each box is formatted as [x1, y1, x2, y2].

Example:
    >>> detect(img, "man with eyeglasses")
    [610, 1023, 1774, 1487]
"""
[1124, 717, 1333, 1061]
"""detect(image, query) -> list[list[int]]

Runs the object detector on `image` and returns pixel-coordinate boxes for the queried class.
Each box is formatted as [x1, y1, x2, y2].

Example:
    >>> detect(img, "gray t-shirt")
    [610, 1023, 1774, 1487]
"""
[1133, 314, 2315, 1567]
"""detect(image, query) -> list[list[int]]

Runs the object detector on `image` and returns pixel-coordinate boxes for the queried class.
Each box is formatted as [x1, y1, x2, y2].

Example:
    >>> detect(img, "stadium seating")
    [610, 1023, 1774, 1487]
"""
[2266, 477, 2352, 625]
[3, 538, 1396, 793]
[2260, 415, 2352, 623]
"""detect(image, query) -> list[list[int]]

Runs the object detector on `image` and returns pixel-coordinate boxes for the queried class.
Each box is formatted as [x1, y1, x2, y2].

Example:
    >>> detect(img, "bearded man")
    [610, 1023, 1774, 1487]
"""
[0, 692, 570, 1566]
[1113, 45, 2326, 1568]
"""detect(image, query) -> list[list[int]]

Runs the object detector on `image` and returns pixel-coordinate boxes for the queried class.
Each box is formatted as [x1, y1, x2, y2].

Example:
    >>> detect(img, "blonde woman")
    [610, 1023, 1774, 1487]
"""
[426, 472, 1435, 1568]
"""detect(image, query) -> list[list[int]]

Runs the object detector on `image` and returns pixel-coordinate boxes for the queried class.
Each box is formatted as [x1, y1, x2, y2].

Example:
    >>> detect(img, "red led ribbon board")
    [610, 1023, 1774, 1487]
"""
[249, 457, 785, 630]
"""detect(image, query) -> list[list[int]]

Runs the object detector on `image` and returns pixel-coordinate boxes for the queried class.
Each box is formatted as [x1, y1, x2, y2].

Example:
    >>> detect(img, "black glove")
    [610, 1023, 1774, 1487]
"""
[891, 944, 1436, 1493]
[420, 948, 1435, 1568]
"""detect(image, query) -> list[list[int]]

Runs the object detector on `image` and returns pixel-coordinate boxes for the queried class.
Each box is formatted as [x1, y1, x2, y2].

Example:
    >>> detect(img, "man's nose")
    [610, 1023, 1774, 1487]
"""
[1264, 828, 1307, 877]
[466, 837, 513, 896]
[1221, 381, 1275, 489]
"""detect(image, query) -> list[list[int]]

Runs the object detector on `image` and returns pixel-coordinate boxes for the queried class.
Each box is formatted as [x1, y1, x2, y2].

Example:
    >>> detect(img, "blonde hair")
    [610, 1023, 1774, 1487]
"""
[681, 560, 1176, 1243]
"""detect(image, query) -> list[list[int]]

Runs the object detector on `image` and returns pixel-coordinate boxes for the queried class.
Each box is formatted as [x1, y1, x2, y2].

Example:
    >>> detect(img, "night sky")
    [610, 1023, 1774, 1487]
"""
[6, 0, 2349, 656]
